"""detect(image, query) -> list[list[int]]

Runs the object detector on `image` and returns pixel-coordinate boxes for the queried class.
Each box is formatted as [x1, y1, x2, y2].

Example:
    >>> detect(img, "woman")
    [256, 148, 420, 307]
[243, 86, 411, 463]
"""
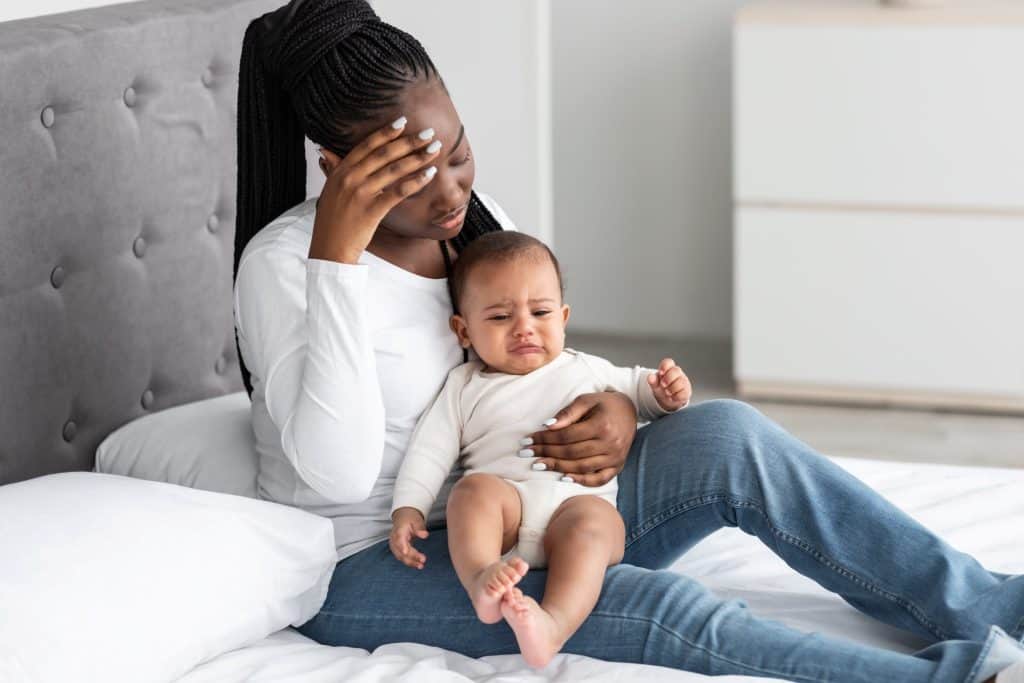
[232, 1, 1024, 680]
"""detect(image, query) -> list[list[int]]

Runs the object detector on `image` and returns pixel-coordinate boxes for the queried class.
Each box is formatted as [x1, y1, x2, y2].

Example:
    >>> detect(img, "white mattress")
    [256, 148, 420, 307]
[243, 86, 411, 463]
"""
[179, 457, 1024, 682]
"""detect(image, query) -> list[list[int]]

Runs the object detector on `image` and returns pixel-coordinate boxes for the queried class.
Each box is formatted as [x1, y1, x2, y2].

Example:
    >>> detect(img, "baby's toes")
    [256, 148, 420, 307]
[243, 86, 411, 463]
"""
[509, 557, 529, 578]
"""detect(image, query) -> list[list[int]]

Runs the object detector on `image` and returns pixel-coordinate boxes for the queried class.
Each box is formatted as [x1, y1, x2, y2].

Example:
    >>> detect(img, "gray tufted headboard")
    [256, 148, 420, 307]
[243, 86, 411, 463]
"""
[0, 0, 281, 485]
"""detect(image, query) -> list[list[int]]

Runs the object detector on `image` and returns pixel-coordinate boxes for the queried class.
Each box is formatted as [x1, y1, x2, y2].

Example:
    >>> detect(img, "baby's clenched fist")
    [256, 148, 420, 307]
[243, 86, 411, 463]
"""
[647, 358, 691, 412]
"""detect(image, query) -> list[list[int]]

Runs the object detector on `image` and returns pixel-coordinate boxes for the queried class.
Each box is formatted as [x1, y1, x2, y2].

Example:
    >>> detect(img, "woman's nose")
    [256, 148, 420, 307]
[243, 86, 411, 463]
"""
[432, 166, 469, 209]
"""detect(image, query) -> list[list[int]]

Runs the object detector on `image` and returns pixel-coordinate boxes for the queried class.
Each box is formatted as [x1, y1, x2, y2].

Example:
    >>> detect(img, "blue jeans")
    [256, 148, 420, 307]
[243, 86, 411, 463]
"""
[297, 400, 1024, 682]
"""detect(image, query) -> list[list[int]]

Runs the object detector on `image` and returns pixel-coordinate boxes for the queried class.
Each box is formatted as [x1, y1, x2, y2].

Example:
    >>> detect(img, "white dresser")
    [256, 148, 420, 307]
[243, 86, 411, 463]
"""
[733, 0, 1024, 412]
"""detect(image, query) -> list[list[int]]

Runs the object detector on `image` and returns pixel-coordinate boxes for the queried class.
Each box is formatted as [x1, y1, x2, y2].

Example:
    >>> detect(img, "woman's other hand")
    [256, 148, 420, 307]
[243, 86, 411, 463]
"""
[389, 507, 429, 569]
[310, 116, 442, 264]
[525, 391, 637, 487]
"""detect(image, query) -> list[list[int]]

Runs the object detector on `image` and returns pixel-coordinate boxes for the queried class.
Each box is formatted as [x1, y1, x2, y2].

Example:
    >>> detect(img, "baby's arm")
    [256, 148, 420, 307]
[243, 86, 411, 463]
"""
[578, 352, 690, 421]
[389, 366, 468, 567]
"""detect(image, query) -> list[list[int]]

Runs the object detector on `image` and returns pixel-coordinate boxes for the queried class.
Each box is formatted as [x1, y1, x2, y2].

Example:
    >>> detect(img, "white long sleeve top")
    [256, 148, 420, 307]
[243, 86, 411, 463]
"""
[233, 193, 515, 561]
[391, 350, 674, 520]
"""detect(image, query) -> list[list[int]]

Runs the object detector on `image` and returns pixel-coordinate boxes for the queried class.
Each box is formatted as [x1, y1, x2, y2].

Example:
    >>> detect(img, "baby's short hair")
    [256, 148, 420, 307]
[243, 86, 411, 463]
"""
[448, 231, 564, 313]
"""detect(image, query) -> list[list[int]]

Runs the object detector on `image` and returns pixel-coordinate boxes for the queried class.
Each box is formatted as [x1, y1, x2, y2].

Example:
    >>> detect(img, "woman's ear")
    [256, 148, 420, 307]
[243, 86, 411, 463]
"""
[318, 147, 342, 177]
[450, 315, 472, 348]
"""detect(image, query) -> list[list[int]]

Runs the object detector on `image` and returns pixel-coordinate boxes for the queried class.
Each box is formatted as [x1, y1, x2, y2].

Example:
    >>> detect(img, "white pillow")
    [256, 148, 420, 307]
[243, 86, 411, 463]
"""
[96, 391, 258, 498]
[0, 472, 336, 683]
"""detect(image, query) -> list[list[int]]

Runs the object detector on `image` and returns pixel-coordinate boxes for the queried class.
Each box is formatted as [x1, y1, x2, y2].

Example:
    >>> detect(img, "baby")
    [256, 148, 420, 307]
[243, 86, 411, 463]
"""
[389, 231, 691, 668]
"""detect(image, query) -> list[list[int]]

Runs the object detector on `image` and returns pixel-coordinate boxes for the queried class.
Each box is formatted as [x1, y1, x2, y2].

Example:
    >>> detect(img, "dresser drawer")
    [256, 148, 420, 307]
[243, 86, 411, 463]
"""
[734, 16, 1024, 210]
[734, 207, 1024, 406]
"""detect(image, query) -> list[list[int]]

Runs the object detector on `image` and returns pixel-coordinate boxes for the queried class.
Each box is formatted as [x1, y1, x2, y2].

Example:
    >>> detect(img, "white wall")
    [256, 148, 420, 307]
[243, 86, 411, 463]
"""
[551, 0, 743, 339]
[0, 0, 137, 22]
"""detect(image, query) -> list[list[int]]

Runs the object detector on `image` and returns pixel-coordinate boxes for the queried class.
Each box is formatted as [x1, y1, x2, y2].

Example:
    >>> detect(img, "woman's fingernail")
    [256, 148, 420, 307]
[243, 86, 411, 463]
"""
[423, 166, 437, 180]
[542, 418, 557, 427]
[517, 449, 534, 458]
[519, 437, 533, 446]
[531, 463, 547, 471]
[425, 139, 442, 154]
[417, 128, 435, 140]
[391, 116, 407, 129]
[560, 476, 574, 483]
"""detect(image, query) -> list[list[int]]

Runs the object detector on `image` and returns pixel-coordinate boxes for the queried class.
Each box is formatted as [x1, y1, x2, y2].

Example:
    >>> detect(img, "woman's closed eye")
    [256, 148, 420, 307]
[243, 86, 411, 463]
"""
[451, 148, 472, 167]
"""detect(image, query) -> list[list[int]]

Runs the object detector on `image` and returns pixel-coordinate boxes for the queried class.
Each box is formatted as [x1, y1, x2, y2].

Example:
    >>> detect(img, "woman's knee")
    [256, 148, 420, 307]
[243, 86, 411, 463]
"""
[690, 398, 766, 432]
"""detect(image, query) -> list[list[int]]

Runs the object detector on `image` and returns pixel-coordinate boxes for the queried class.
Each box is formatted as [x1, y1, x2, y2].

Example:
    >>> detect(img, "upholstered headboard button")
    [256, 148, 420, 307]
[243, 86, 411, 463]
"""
[132, 236, 147, 258]
[207, 214, 220, 233]
[62, 421, 77, 443]
[141, 389, 155, 410]
[50, 265, 65, 289]
[201, 67, 215, 87]
[40, 106, 55, 128]
[214, 356, 227, 375]
[123, 86, 137, 107]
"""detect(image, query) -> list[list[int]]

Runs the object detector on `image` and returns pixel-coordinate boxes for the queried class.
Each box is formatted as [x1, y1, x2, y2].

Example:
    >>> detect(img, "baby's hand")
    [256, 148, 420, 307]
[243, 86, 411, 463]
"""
[648, 358, 691, 412]
[389, 507, 429, 569]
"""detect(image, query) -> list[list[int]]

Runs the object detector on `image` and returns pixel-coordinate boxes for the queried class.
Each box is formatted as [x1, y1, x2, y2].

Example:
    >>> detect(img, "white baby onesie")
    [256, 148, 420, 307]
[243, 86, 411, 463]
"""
[391, 349, 678, 566]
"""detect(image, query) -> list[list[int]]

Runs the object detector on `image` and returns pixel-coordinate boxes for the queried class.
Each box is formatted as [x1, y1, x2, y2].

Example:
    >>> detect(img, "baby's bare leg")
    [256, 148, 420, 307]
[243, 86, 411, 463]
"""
[446, 474, 528, 624]
[501, 495, 625, 668]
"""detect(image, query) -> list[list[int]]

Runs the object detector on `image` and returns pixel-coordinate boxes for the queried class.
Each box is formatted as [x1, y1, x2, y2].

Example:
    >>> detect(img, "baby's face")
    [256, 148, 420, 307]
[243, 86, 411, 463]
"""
[451, 253, 569, 375]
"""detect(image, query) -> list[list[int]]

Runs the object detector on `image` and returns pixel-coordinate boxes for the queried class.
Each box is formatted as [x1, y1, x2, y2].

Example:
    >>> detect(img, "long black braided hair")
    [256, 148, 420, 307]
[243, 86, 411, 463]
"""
[235, 0, 502, 395]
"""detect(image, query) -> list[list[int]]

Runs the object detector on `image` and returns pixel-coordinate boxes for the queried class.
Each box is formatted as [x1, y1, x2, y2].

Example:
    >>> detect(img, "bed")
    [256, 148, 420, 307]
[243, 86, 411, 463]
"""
[1, 0, 1021, 681]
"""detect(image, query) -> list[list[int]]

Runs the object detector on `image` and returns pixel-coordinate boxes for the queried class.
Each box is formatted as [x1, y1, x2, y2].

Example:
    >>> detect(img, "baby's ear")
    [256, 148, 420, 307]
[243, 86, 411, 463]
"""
[449, 315, 472, 348]
[561, 304, 571, 326]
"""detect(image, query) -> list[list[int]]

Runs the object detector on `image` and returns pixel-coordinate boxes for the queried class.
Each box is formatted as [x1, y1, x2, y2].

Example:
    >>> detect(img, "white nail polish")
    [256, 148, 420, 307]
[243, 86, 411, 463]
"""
[543, 418, 557, 427]
[391, 116, 407, 129]
[425, 140, 442, 154]
[531, 463, 547, 471]
[560, 476, 574, 483]
[519, 437, 533, 446]
[517, 449, 534, 458]
[423, 166, 437, 180]
[417, 128, 435, 140]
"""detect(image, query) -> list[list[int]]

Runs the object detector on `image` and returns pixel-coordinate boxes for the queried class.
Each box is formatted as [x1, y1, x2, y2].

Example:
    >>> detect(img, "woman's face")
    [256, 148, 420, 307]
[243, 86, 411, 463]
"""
[331, 78, 476, 242]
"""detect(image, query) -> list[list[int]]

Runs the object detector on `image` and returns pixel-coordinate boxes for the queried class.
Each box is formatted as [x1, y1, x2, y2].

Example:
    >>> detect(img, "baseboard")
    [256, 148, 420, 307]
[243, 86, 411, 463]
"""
[738, 379, 1024, 416]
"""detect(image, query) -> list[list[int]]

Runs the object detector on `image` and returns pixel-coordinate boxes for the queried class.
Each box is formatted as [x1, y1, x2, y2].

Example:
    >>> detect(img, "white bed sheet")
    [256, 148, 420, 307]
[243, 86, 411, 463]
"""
[179, 457, 1024, 682]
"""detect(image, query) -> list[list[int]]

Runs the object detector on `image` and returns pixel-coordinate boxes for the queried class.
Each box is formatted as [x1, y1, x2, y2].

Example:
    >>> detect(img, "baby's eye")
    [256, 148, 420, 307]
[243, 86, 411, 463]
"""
[533, 310, 551, 317]
[487, 314, 509, 321]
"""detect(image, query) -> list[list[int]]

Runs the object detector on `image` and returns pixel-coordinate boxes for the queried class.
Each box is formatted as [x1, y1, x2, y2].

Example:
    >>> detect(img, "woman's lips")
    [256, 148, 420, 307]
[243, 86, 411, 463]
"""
[433, 204, 467, 230]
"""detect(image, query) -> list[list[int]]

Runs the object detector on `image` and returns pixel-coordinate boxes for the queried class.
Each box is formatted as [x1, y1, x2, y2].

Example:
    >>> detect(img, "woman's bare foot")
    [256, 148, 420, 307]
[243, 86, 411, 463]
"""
[500, 587, 563, 669]
[468, 558, 529, 624]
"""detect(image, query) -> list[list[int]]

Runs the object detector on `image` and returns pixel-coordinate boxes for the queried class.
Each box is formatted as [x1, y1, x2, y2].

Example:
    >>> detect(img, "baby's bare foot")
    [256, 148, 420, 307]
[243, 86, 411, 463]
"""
[468, 558, 529, 624]
[500, 588, 562, 669]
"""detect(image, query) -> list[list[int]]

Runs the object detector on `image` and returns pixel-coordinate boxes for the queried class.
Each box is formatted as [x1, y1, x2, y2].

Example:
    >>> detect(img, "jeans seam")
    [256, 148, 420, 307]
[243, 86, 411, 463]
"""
[625, 492, 951, 642]
[586, 610, 828, 683]
[964, 627, 996, 683]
